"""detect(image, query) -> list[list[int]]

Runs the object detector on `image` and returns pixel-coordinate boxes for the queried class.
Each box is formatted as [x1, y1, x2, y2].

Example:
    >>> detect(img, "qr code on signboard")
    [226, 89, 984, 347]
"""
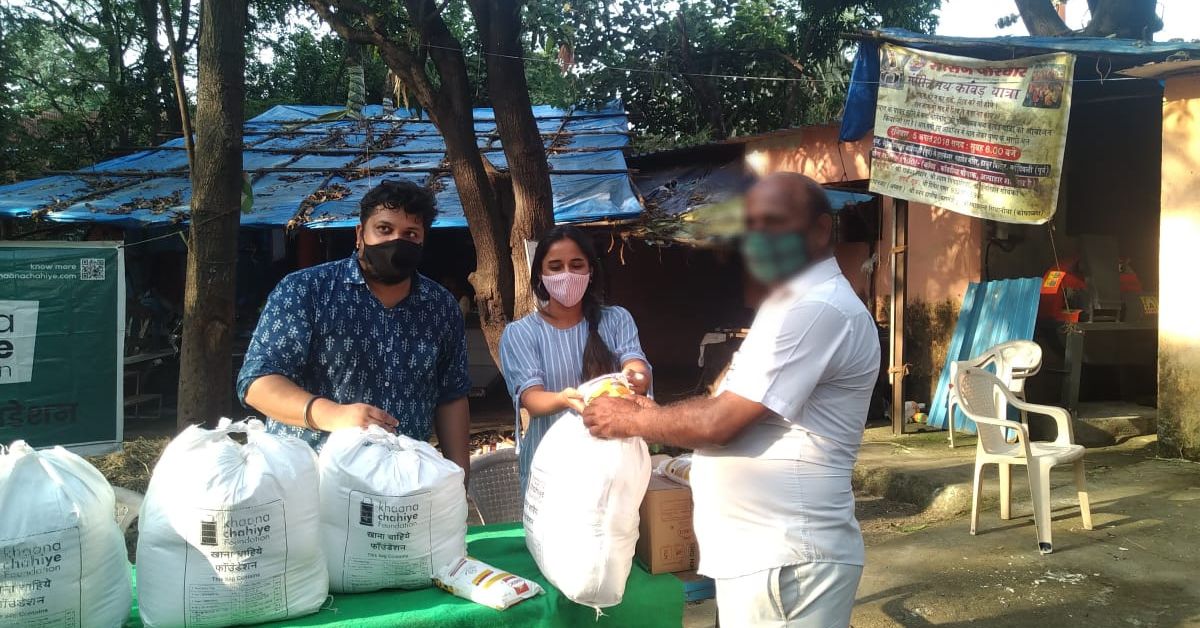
[79, 258, 105, 281]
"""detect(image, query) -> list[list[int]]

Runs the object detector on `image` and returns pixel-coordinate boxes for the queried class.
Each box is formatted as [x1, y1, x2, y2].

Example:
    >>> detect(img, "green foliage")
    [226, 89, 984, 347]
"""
[0, 0, 353, 183]
[1, 3, 127, 181]
[243, 21, 389, 118]
[523, 0, 941, 141]
[631, 127, 715, 155]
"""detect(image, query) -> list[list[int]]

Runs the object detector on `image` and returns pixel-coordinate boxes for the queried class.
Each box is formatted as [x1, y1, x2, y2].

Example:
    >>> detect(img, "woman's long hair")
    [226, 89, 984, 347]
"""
[530, 226, 616, 380]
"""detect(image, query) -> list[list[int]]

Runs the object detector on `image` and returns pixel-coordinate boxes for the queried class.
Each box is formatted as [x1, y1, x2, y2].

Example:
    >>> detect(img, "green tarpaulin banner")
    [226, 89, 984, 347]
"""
[0, 242, 125, 454]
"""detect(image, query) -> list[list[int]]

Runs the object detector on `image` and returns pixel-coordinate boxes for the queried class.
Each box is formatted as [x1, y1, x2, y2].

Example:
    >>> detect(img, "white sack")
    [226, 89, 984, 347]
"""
[523, 388, 650, 609]
[0, 441, 132, 628]
[318, 426, 467, 593]
[136, 419, 327, 628]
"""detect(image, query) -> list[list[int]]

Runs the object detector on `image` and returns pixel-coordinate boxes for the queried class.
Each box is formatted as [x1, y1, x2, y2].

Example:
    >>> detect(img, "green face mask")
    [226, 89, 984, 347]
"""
[740, 231, 810, 285]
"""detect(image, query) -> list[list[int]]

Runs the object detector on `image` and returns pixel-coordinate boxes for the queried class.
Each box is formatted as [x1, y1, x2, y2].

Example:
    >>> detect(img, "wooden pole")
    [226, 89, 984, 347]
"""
[890, 198, 909, 436]
[159, 0, 195, 170]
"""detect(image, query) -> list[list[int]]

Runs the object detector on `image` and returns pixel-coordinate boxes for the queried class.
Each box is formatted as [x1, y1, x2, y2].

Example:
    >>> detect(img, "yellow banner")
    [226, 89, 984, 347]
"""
[868, 44, 1075, 224]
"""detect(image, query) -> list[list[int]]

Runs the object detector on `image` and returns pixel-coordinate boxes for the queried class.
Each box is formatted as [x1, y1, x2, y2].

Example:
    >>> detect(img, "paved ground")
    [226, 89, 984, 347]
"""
[685, 431, 1200, 628]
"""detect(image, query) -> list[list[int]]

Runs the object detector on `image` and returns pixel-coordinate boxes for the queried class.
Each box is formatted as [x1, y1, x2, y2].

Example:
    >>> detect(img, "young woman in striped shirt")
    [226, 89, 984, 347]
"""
[499, 226, 652, 492]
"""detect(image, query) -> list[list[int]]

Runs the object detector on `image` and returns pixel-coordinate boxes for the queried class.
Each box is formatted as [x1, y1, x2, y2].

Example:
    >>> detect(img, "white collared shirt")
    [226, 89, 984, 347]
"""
[692, 257, 881, 578]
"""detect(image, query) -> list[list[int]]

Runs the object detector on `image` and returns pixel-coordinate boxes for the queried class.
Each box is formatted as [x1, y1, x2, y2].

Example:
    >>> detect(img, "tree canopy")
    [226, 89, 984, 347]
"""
[1, 0, 944, 183]
[524, 0, 939, 146]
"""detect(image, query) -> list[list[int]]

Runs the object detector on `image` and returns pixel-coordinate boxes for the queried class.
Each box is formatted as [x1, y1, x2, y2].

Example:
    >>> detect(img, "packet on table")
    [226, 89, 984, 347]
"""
[434, 557, 544, 610]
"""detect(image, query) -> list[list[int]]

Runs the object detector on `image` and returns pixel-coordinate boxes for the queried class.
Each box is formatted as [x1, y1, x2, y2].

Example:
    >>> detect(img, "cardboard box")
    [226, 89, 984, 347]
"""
[636, 474, 699, 574]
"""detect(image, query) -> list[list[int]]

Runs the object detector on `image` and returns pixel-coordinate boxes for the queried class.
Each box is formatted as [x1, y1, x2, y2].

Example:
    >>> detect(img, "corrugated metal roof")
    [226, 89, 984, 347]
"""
[0, 103, 642, 229]
[926, 277, 1043, 434]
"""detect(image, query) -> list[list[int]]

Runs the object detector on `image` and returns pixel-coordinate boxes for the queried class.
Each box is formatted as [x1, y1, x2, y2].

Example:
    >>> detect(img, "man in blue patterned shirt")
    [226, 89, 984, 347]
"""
[237, 180, 472, 476]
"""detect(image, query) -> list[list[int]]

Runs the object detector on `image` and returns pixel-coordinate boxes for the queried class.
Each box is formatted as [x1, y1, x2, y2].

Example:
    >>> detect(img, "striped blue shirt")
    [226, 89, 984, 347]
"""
[499, 306, 648, 490]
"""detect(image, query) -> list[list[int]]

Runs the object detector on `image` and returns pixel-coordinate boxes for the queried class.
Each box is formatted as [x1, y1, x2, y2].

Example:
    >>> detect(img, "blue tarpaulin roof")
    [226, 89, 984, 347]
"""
[0, 103, 642, 229]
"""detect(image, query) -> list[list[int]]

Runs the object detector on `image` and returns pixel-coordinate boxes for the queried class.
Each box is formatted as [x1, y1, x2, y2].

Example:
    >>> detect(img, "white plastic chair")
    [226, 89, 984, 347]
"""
[955, 366, 1092, 554]
[946, 340, 1043, 448]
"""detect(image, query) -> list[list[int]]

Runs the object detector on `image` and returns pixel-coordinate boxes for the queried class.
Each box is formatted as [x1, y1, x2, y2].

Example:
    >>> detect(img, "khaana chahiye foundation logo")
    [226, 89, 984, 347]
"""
[0, 301, 39, 384]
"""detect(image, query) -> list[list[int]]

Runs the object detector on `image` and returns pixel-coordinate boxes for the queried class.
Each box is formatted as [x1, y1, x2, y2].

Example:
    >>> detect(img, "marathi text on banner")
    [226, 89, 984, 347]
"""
[868, 43, 1075, 224]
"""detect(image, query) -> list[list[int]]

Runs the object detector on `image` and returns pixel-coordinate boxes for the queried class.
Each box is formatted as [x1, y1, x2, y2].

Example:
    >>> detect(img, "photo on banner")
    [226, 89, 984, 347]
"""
[869, 43, 1075, 224]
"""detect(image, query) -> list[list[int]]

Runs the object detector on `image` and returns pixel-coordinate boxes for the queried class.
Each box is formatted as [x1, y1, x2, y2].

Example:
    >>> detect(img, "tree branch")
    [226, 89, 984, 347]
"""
[37, 0, 101, 38]
[178, 0, 191, 46]
[1014, 0, 1071, 36]
[10, 72, 74, 119]
[308, 0, 440, 113]
[305, 0, 378, 45]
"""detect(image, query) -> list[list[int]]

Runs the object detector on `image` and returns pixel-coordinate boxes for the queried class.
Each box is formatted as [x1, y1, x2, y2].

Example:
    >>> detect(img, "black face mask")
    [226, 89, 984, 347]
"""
[359, 239, 423, 285]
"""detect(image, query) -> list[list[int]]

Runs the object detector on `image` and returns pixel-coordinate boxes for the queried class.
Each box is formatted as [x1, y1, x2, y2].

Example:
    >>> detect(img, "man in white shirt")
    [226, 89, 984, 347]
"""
[584, 172, 880, 627]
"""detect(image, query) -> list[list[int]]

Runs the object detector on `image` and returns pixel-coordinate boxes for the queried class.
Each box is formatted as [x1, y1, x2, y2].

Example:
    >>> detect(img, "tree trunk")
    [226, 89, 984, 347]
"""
[406, 0, 514, 364]
[1084, 0, 1162, 39]
[308, 0, 520, 365]
[468, 0, 555, 319]
[1014, 0, 1071, 36]
[177, 0, 246, 430]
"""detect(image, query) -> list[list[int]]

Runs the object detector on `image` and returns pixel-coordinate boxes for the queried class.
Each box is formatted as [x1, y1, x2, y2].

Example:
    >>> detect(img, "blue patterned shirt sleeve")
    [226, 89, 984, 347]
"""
[236, 256, 474, 449]
[437, 304, 471, 404]
[237, 273, 312, 404]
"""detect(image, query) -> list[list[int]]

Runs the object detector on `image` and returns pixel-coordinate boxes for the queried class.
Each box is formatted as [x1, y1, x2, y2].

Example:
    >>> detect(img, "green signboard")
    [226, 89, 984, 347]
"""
[0, 242, 125, 454]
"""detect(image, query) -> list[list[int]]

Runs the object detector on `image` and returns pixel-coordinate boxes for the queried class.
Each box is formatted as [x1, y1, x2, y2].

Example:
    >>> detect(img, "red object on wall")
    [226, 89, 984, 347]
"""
[1039, 261, 1086, 322]
[1038, 256, 1143, 321]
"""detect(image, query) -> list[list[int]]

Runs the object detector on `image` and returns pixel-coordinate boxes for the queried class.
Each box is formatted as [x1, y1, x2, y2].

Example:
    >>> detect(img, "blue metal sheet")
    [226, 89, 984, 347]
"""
[926, 277, 1043, 434]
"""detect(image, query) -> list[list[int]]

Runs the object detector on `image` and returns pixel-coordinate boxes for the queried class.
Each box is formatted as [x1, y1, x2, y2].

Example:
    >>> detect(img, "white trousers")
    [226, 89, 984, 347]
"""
[715, 562, 863, 628]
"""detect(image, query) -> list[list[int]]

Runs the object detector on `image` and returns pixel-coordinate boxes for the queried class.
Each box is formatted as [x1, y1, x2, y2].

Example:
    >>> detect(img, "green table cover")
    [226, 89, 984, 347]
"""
[124, 523, 683, 628]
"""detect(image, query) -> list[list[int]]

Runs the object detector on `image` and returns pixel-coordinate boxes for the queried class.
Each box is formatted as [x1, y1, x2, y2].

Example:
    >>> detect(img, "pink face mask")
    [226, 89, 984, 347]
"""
[541, 271, 590, 308]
